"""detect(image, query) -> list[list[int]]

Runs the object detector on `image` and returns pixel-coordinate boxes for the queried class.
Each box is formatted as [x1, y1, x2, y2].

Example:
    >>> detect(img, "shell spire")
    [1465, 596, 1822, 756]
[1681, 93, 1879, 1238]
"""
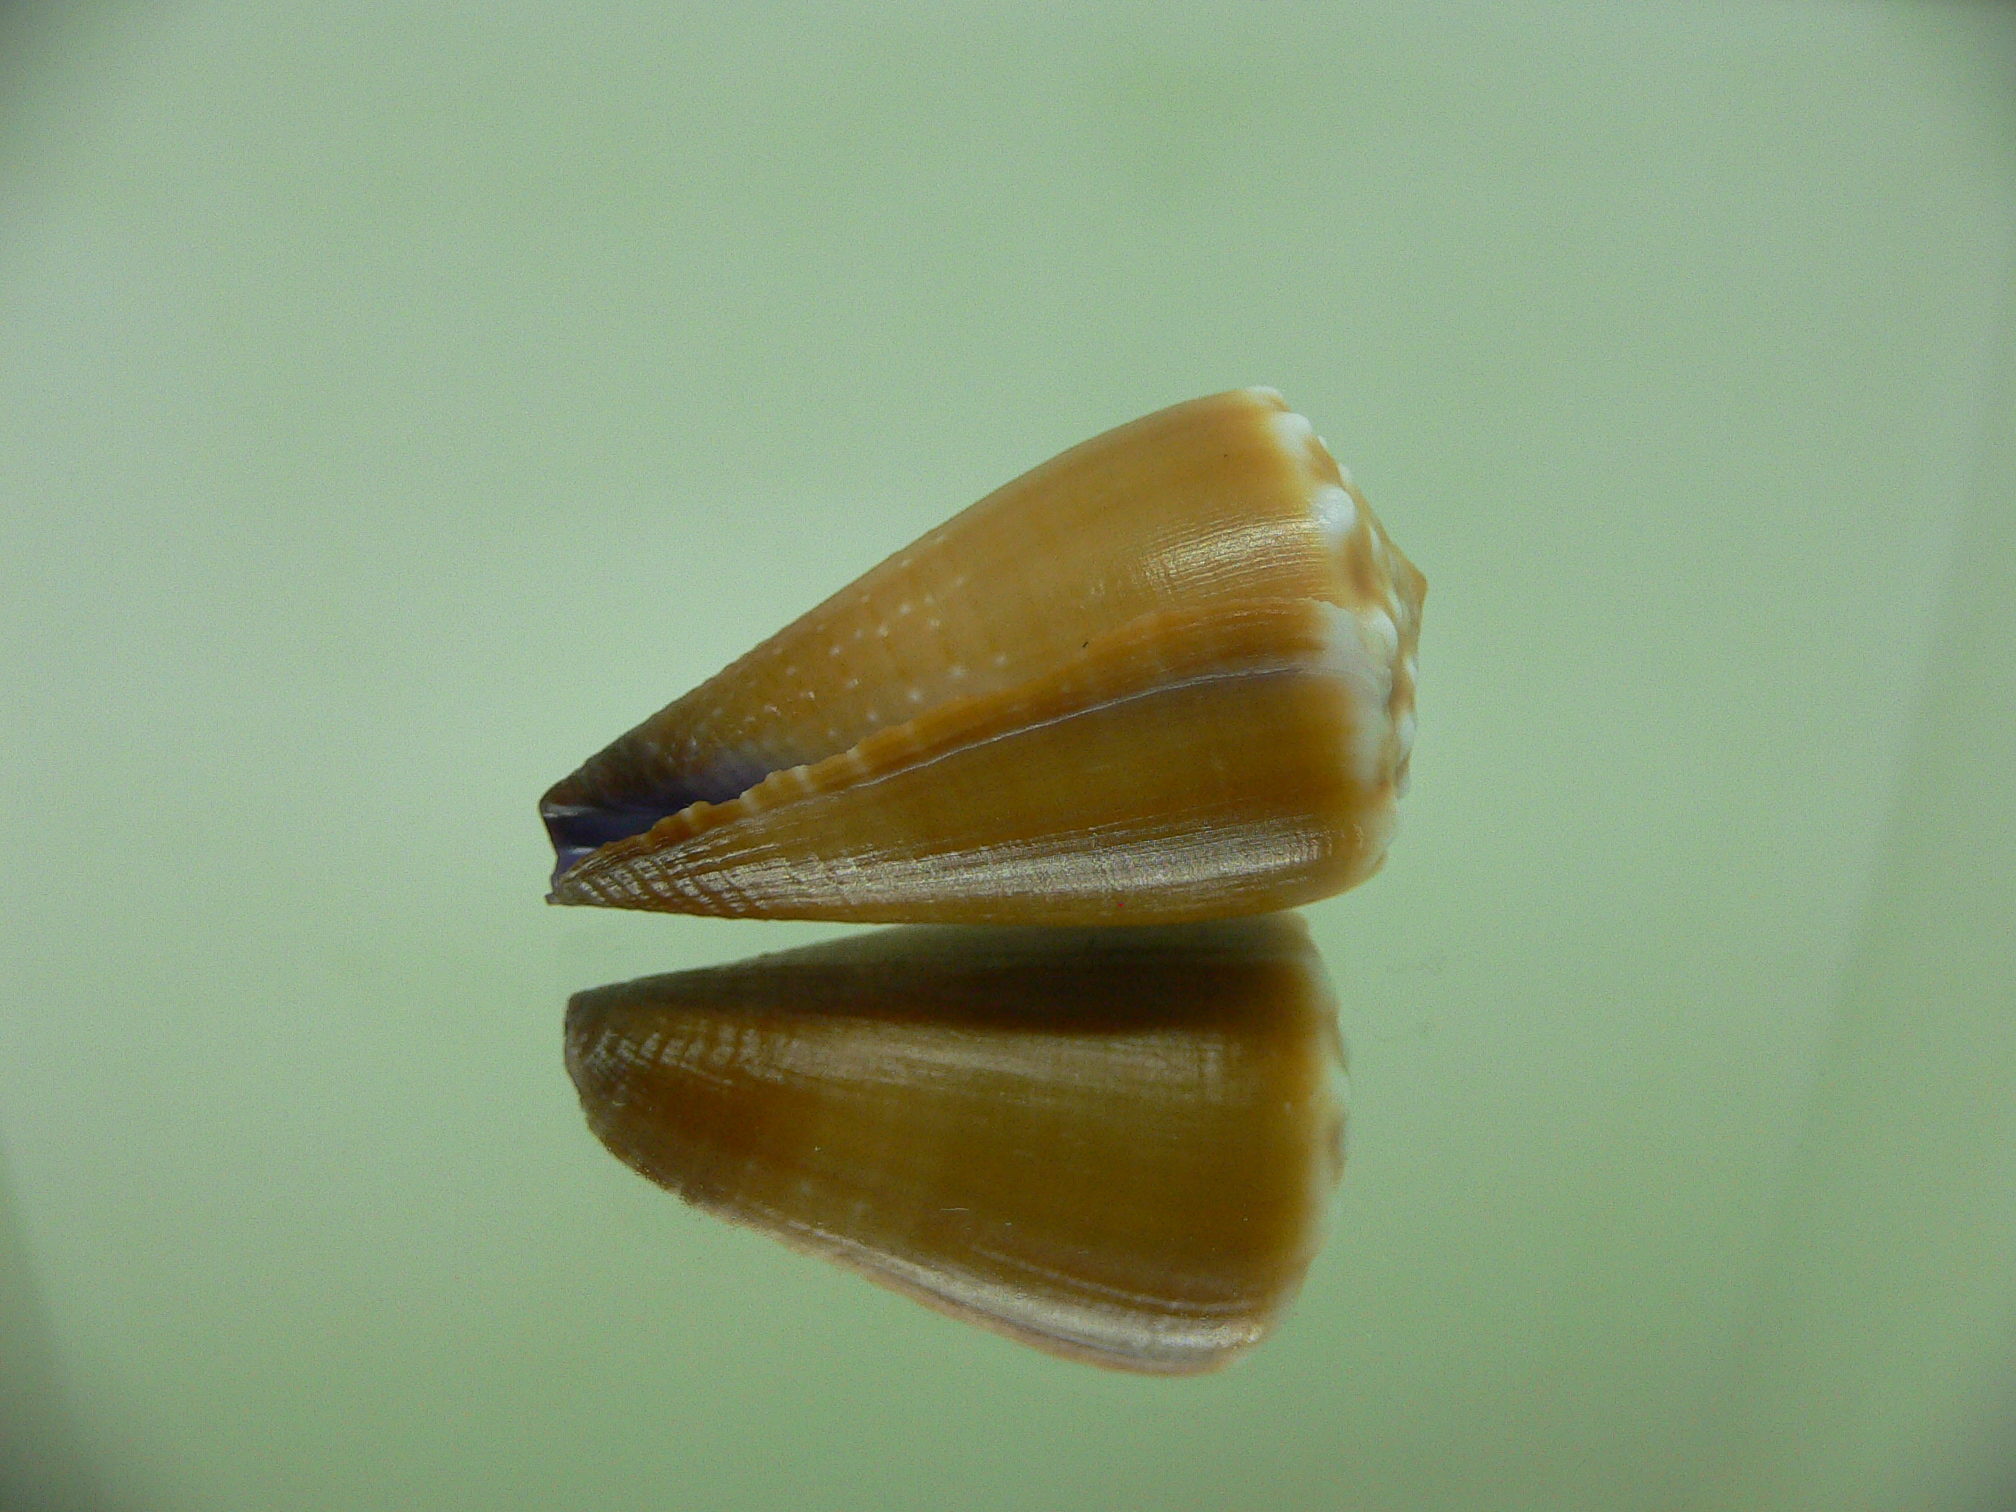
[541, 388, 1423, 925]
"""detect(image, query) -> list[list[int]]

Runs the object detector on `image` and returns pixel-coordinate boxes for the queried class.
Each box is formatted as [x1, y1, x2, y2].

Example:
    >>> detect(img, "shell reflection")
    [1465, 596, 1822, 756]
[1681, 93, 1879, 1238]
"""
[565, 914, 1345, 1373]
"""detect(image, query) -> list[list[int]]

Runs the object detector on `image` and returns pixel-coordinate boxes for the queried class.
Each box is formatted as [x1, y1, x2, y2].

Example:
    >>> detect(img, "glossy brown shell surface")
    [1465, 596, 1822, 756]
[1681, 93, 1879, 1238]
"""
[542, 388, 1423, 923]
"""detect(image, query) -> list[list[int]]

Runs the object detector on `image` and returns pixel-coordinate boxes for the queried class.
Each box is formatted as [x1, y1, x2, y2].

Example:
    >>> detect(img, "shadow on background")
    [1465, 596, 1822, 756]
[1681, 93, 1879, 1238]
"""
[0, 1131, 104, 1512]
[565, 913, 1345, 1375]
[1694, 240, 2016, 1512]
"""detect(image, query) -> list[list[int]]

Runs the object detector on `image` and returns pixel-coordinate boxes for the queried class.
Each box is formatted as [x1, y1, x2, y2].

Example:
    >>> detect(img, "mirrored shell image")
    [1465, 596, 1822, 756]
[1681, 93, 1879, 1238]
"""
[563, 914, 1346, 1373]
[541, 388, 1424, 924]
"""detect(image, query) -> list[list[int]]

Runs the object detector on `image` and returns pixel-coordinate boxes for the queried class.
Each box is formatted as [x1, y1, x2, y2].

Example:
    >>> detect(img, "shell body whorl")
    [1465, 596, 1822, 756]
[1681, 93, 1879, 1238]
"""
[542, 388, 1423, 923]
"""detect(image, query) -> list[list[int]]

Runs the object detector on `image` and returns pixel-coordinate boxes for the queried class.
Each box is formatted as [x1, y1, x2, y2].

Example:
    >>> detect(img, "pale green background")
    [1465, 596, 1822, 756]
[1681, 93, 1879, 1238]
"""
[3, 4, 2014, 1510]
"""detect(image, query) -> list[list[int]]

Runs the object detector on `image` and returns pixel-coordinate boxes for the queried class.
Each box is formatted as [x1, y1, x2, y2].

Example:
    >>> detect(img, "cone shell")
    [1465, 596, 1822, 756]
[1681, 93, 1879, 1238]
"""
[564, 914, 1346, 1373]
[543, 387, 1424, 924]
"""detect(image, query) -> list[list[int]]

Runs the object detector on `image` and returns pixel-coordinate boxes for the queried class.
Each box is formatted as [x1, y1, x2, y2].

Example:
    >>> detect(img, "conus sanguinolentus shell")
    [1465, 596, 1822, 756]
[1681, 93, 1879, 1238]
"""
[542, 388, 1423, 924]
[564, 914, 1346, 1373]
